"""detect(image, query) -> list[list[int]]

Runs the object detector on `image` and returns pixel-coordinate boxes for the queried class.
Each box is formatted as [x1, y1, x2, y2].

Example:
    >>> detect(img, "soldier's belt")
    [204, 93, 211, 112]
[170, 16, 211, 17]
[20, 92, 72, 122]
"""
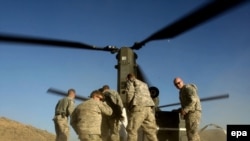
[189, 110, 201, 113]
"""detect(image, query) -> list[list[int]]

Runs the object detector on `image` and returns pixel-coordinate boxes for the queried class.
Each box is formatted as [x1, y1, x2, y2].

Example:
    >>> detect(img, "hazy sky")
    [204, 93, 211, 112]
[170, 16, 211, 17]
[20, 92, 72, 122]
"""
[0, 0, 250, 140]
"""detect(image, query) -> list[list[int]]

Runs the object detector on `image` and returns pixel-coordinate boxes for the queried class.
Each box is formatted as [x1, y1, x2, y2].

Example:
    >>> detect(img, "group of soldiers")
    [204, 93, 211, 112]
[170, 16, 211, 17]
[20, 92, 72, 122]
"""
[53, 74, 202, 141]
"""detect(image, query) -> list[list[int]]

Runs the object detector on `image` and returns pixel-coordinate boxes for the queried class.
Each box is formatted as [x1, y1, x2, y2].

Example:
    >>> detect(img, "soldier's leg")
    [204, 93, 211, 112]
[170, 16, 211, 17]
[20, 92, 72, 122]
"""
[109, 118, 120, 141]
[127, 106, 145, 141]
[185, 112, 201, 141]
[141, 107, 158, 141]
[54, 115, 69, 141]
[79, 134, 102, 141]
[53, 118, 60, 141]
[101, 116, 110, 141]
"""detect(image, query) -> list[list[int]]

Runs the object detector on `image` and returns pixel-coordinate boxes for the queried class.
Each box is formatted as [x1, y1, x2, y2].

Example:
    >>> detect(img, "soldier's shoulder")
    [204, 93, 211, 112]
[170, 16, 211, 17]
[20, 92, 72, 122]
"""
[135, 79, 143, 83]
[76, 100, 92, 108]
[135, 79, 147, 86]
[109, 89, 119, 95]
[59, 97, 69, 103]
[63, 96, 70, 100]
[185, 84, 197, 90]
[76, 101, 85, 107]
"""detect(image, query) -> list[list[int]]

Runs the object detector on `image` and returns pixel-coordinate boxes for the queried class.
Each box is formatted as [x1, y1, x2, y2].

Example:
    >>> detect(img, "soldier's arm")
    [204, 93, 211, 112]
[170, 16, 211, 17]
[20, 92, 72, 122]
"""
[182, 87, 197, 113]
[115, 92, 124, 117]
[133, 79, 140, 95]
[99, 102, 113, 116]
[125, 81, 135, 106]
[70, 108, 79, 135]
[67, 99, 75, 116]
[115, 91, 124, 108]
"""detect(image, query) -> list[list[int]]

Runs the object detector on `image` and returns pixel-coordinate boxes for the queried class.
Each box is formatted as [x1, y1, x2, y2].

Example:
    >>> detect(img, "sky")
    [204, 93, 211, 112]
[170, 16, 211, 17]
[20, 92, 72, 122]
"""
[0, 0, 250, 140]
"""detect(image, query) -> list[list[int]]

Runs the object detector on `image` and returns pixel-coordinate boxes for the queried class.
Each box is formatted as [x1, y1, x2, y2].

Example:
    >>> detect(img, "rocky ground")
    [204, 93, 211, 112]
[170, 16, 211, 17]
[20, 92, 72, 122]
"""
[0, 117, 55, 141]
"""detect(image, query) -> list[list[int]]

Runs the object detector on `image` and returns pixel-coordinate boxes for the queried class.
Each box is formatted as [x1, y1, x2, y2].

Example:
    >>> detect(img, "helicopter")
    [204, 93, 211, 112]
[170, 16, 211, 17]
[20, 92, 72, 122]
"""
[0, 0, 249, 141]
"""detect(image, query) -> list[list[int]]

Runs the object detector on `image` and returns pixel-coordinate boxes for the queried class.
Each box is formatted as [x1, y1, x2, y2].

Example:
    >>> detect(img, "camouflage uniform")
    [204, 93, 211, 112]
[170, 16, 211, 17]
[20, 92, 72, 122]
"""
[179, 84, 202, 141]
[101, 89, 124, 141]
[126, 78, 158, 141]
[53, 96, 75, 141]
[70, 98, 112, 141]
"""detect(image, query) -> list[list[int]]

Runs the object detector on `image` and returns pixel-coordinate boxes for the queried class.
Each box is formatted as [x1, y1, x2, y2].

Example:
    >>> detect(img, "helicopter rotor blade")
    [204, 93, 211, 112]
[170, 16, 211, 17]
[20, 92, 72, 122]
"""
[131, 0, 248, 50]
[158, 93, 229, 108]
[0, 33, 119, 53]
[47, 88, 89, 101]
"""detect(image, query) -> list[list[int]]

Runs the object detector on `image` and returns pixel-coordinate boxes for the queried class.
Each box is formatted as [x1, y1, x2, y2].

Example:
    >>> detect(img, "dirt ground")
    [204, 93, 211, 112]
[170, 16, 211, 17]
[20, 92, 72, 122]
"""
[0, 117, 55, 141]
[200, 129, 226, 141]
[0, 116, 226, 141]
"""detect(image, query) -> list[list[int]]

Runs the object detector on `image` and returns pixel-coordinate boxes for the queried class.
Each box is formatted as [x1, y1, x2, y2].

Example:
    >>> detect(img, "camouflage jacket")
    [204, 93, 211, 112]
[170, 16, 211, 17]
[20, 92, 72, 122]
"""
[126, 78, 155, 108]
[103, 89, 124, 118]
[179, 84, 202, 113]
[70, 99, 112, 135]
[54, 96, 75, 117]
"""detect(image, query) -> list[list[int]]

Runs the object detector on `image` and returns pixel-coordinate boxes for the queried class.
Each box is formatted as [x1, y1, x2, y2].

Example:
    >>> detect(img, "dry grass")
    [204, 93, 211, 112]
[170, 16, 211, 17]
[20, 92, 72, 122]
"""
[0, 117, 55, 141]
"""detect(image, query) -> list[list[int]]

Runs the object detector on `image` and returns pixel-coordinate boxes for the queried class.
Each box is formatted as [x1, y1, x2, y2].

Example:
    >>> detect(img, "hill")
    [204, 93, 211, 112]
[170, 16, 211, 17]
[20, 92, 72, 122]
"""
[0, 117, 55, 141]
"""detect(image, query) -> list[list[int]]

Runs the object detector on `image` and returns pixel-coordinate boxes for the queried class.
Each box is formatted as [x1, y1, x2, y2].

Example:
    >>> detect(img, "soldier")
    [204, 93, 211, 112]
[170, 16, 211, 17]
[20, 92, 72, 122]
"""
[53, 88, 76, 141]
[100, 85, 124, 141]
[173, 77, 202, 141]
[70, 90, 112, 141]
[125, 73, 158, 141]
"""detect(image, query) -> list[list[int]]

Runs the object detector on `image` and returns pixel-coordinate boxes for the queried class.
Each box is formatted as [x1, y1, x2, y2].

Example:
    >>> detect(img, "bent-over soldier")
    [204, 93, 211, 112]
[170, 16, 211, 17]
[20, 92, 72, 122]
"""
[70, 90, 112, 141]
[100, 85, 124, 141]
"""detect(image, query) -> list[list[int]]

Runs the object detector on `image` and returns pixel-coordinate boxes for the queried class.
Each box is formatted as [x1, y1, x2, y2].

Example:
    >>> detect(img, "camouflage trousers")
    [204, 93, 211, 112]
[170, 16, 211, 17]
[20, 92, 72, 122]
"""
[185, 111, 201, 141]
[127, 106, 158, 141]
[101, 116, 121, 141]
[78, 134, 102, 141]
[53, 115, 69, 141]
